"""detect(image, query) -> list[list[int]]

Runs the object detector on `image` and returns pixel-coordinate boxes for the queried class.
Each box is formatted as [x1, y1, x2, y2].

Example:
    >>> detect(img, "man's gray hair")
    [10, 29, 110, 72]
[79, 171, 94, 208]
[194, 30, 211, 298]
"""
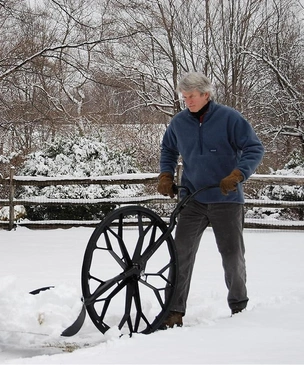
[177, 72, 214, 98]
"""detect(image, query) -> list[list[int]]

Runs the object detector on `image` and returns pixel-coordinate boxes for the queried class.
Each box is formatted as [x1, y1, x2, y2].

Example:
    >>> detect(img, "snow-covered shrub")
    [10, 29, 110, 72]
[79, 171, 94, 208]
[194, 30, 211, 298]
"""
[16, 135, 142, 221]
[0, 205, 26, 221]
[245, 206, 300, 221]
[255, 151, 304, 221]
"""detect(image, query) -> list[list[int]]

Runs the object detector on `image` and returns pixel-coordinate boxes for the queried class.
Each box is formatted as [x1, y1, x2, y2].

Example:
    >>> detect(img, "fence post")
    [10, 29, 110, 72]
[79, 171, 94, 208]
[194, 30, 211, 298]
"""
[8, 166, 15, 231]
[176, 162, 183, 202]
[176, 162, 183, 185]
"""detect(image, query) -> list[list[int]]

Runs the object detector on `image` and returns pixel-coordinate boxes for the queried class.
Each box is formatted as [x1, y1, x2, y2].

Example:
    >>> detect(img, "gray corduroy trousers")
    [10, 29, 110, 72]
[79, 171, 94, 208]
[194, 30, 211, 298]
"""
[170, 200, 248, 314]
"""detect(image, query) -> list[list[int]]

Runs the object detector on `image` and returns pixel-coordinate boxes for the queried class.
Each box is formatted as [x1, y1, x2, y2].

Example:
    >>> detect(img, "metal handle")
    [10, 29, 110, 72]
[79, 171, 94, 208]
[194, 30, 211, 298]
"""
[168, 184, 219, 233]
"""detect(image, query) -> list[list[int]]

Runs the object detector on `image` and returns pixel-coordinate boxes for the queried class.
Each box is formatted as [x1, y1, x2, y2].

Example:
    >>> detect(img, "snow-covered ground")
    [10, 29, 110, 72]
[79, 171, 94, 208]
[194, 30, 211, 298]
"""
[0, 226, 303, 364]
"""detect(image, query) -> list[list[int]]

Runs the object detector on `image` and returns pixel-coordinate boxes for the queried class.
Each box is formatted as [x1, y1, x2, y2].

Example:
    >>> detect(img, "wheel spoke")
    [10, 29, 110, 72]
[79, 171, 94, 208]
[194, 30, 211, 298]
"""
[98, 278, 129, 322]
[105, 225, 132, 267]
[131, 211, 145, 261]
[118, 280, 135, 332]
[85, 266, 139, 305]
[132, 213, 156, 261]
[138, 261, 175, 309]
[132, 280, 150, 332]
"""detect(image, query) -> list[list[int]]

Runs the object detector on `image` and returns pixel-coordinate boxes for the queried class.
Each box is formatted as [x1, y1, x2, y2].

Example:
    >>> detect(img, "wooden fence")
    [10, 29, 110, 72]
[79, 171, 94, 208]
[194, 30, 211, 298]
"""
[0, 167, 304, 230]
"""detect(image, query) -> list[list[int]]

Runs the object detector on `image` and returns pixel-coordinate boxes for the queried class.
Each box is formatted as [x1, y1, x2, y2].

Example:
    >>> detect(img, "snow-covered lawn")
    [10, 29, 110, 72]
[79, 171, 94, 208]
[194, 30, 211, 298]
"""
[0, 226, 303, 364]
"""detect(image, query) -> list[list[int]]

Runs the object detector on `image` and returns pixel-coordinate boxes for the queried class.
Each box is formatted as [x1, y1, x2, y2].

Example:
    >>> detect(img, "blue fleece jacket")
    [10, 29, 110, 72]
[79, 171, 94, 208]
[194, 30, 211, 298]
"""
[160, 101, 264, 203]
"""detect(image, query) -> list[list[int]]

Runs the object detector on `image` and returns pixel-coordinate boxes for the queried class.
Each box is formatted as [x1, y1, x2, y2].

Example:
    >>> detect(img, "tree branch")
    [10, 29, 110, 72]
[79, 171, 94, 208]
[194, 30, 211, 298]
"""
[0, 32, 140, 81]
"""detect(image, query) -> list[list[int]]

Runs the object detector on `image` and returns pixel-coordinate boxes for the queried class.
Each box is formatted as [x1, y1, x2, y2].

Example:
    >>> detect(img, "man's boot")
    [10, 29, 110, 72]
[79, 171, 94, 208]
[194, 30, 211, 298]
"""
[158, 311, 183, 330]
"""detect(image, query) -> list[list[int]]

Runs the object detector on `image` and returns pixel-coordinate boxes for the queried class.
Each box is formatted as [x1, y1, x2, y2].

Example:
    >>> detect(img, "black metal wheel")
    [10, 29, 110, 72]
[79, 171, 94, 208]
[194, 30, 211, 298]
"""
[81, 205, 178, 336]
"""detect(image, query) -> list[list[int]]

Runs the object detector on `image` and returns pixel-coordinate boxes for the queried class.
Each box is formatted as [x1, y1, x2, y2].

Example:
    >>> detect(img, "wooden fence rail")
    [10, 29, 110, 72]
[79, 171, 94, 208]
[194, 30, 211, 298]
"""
[0, 167, 304, 230]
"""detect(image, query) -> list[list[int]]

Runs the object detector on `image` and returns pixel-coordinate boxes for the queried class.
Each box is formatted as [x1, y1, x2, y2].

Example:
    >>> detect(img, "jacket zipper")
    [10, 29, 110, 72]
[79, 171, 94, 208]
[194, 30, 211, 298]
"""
[199, 115, 205, 155]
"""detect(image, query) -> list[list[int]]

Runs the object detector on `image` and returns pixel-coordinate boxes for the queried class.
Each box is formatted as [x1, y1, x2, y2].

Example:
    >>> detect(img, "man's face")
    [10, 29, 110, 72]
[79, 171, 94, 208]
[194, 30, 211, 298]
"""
[181, 90, 210, 113]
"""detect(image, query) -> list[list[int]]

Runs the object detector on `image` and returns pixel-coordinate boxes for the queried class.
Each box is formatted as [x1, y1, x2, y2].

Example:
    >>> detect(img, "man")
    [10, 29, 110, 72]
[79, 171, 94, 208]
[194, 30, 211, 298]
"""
[157, 72, 264, 328]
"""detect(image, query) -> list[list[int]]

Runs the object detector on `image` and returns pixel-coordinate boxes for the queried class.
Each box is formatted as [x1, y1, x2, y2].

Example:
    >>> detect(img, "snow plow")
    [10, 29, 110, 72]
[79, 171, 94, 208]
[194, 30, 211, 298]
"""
[30, 185, 217, 337]
[80, 185, 218, 336]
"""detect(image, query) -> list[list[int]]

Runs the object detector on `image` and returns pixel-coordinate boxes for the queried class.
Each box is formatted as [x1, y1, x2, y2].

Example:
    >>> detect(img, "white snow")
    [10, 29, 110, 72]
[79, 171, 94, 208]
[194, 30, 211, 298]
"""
[0, 226, 303, 364]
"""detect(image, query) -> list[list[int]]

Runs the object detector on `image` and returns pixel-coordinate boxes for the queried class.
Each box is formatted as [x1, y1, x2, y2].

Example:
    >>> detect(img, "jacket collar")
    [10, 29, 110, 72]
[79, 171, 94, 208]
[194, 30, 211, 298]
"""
[188, 100, 213, 122]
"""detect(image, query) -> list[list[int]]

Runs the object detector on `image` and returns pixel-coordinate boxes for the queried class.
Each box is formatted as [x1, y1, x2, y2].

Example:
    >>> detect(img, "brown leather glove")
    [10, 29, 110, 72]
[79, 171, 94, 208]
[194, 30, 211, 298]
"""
[157, 172, 175, 198]
[220, 169, 244, 195]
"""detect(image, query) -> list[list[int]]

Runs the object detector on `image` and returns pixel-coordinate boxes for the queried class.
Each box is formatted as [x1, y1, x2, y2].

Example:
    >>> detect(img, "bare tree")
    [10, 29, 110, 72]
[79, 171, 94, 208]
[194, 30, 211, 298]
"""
[1, 0, 304, 177]
[95, 0, 303, 169]
[93, 0, 206, 116]
[0, 0, 141, 170]
[242, 0, 304, 166]
[93, 1, 275, 116]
